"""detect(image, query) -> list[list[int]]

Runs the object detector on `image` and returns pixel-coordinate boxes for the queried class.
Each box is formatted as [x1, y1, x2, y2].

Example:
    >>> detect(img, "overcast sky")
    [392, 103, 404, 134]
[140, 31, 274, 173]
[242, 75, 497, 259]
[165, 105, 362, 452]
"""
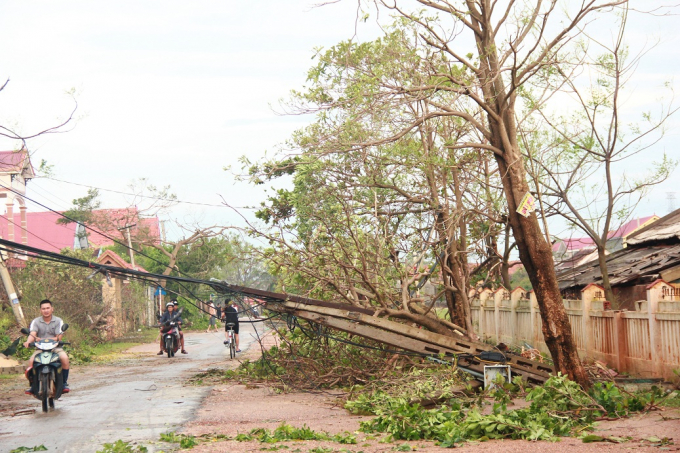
[0, 1, 379, 240]
[0, 1, 678, 242]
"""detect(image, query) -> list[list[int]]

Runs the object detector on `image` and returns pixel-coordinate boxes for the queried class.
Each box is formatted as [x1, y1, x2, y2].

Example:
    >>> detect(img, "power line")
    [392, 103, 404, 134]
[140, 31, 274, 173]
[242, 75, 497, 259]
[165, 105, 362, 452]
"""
[0, 237, 266, 319]
[0, 181, 228, 315]
[41, 177, 256, 210]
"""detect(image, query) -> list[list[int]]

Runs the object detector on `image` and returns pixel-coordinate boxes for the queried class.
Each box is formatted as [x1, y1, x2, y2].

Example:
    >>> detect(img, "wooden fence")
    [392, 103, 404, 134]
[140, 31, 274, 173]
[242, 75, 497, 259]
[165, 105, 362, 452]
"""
[469, 280, 680, 381]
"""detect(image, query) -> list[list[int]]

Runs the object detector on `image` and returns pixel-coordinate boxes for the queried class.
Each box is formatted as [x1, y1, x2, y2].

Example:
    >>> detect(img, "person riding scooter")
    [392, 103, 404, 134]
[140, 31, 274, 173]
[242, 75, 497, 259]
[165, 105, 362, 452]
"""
[24, 299, 70, 393]
[158, 302, 187, 354]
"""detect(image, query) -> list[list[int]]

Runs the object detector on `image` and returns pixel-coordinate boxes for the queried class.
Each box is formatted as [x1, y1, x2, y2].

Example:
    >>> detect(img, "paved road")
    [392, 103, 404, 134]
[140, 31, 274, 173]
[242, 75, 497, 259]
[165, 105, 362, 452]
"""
[1, 321, 267, 453]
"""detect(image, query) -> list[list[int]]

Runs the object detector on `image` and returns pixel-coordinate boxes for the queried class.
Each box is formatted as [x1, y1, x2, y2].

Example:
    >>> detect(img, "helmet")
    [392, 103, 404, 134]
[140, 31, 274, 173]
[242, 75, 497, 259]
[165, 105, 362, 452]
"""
[166, 302, 174, 308]
[172, 300, 179, 306]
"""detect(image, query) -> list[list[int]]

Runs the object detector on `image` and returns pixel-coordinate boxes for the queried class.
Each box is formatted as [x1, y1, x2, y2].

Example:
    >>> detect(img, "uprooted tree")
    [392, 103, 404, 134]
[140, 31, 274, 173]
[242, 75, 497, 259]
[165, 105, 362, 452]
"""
[243, 25, 511, 338]
[336, 0, 671, 389]
[268, 0, 676, 388]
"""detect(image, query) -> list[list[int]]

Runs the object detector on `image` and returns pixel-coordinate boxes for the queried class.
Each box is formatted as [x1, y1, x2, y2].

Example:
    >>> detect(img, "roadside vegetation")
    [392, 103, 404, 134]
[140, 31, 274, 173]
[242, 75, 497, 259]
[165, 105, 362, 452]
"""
[192, 323, 680, 448]
[0, 251, 152, 363]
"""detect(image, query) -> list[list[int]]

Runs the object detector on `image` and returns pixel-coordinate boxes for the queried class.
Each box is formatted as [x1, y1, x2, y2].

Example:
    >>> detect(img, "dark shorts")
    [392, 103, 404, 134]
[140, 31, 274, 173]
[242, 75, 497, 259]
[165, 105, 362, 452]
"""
[209, 316, 216, 326]
[225, 322, 239, 335]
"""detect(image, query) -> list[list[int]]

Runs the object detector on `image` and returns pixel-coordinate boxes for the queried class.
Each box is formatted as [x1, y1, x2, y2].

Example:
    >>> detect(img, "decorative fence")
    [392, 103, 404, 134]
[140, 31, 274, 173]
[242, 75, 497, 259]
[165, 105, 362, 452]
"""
[469, 280, 680, 381]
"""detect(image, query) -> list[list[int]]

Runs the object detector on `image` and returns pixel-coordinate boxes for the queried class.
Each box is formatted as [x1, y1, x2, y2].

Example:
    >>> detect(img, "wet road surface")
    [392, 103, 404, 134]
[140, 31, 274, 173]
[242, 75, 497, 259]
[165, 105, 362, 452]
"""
[1, 321, 267, 453]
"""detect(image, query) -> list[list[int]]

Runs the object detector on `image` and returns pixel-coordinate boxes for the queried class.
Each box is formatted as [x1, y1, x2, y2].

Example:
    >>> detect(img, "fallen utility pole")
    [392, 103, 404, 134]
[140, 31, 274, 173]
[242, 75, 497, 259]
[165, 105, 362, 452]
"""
[216, 284, 554, 385]
[0, 250, 26, 328]
[280, 302, 553, 384]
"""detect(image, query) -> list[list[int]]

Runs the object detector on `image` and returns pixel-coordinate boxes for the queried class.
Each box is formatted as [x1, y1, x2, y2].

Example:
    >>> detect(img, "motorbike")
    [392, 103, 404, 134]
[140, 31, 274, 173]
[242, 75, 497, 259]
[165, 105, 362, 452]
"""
[20, 324, 70, 413]
[160, 308, 182, 358]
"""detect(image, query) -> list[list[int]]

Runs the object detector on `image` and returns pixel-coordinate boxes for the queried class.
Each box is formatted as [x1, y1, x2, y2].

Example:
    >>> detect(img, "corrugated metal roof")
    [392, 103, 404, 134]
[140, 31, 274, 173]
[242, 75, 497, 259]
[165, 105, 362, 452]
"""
[556, 243, 680, 289]
[627, 208, 680, 245]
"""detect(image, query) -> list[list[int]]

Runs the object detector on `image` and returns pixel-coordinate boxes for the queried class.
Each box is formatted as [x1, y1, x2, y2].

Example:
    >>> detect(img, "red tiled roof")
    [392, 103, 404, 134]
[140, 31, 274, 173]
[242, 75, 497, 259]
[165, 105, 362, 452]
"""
[85, 208, 160, 248]
[507, 260, 523, 277]
[0, 208, 160, 253]
[552, 237, 595, 252]
[0, 210, 77, 252]
[0, 149, 33, 174]
[97, 249, 149, 273]
[609, 215, 658, 239]
[553, 217, 659, 252]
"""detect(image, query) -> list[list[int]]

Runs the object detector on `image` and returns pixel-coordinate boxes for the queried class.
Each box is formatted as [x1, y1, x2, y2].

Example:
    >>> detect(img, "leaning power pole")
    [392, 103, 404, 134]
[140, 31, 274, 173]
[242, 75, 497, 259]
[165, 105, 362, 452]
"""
[117, 223, 137, 269]
[0, 249, 26, 327]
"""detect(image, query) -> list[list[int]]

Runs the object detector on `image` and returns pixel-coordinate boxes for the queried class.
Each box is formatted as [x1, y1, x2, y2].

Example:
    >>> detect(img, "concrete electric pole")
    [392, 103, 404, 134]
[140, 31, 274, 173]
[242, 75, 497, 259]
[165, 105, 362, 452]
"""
[0, 250, 26, 327]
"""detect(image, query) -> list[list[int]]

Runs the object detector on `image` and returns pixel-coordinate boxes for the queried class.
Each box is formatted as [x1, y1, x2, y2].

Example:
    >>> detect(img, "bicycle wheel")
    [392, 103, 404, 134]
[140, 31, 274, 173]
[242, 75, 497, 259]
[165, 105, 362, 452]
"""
[229, 332, 235, 359]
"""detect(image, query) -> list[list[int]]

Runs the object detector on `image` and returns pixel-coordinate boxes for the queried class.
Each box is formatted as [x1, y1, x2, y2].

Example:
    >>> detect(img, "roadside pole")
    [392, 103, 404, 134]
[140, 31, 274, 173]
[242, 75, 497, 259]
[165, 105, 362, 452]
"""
[0, 250, 26, 327]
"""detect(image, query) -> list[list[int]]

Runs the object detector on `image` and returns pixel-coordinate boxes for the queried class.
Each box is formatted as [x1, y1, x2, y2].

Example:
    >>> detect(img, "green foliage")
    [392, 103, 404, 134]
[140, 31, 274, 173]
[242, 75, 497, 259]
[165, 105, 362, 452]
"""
[228, 323, 400, 390]
[10, 250, 111, 351]
[9, 447, 48, 453]
[589, 381, 644, 416]
[581, 434, 630, 443]
[241, 18, 511, 334]
[661, 390, 680, 408]
[350, 373, 663, 446]
[57, 188, 101, 227]
[0, 305, 26, 358]
[232, 423, 356, 445]
[345, 366, 470, 416]
[110, 233, 274, 320]
[509, 266, 532, 291]
[95, 440, 147, 453]
[159, 432, 198, 449]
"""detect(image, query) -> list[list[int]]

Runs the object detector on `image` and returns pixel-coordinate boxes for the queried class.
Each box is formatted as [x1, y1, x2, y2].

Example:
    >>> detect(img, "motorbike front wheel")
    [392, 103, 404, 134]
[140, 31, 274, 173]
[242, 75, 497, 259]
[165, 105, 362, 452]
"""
[40, 374, 49, 412]
[165, 337, 173, 358]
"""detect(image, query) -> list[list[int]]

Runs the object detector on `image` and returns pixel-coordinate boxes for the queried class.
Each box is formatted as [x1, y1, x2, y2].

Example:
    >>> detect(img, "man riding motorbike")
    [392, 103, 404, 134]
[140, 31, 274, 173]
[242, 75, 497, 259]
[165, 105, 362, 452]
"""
[24, 299, 70, 393]
[158, 302, 187, 355]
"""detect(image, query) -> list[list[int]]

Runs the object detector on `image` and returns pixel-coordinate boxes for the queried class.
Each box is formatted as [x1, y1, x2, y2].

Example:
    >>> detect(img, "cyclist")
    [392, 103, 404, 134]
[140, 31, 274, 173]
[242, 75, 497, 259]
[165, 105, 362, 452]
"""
[158, 301, 187, 354]
[24, 299, 70, 393]
[221, 299, 240, 352]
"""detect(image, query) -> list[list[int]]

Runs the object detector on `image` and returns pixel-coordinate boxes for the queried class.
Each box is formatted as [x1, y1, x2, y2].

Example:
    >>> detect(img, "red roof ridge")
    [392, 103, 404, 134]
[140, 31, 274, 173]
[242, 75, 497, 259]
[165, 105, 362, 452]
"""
[96, 249, 149, 273]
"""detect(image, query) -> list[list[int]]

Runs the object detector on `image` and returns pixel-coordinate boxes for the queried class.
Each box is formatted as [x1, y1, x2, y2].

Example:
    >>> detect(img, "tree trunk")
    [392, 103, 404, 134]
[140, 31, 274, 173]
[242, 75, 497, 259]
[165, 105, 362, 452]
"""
[500, 261, 511, 290]
[596, 245, 617, 307]
[494, 150, 590, 388]
[500, 221, 513, 289]
[444, 288, 464, 328]
[467, 1, 590, 388]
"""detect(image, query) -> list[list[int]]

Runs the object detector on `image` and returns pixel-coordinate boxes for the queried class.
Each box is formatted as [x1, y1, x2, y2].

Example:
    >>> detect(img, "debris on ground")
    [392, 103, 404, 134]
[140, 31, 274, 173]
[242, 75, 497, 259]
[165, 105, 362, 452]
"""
[585, 360, 619, 381]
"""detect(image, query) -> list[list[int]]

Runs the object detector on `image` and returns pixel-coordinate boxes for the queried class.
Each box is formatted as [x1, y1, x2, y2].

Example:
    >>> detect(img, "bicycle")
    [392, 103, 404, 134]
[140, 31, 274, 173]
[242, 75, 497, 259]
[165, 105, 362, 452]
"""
[225, 322, 236, 359]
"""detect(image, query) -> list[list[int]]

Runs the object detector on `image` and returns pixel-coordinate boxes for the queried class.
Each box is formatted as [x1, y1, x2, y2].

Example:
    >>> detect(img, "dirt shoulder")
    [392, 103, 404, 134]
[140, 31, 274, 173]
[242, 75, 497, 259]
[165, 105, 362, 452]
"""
[182, 333, 680, 453]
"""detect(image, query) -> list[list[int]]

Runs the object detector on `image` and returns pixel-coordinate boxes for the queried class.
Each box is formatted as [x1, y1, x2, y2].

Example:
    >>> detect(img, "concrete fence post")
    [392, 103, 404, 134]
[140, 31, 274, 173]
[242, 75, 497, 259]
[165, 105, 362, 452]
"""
[479, 288, 490, 340]
[510, 287, 523, 343]
[529, 290, 538, 346]
[581, 283, 604, 359]
[613, 310, 628, 372]
[494, 288, 504, 344]
[646, 279, 667, 376]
